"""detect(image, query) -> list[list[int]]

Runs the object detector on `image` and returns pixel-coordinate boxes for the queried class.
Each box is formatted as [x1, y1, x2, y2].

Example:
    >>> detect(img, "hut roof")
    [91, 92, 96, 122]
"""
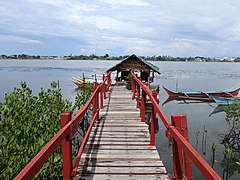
[107, 54, 160, 74]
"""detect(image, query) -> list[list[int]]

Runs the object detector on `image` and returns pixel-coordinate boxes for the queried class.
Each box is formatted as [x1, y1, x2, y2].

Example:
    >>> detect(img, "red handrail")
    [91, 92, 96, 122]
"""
[15, 71, 111, 180]
[130, 69, 221, 180]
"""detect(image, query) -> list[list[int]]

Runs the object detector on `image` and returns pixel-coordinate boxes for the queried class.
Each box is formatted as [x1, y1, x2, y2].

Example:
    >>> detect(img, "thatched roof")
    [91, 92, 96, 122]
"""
[107, 54, 160, 74]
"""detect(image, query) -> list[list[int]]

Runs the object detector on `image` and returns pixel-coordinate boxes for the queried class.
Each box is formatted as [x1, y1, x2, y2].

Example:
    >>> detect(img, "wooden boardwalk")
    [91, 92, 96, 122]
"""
[75, 84, 169, 180]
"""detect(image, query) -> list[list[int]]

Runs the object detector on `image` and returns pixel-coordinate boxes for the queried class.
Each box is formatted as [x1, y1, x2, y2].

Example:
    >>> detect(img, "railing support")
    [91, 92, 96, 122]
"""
[103, 74, 107, 99]
[60, 111, 73, 180]
[106, 72, 111, 91]
[172, 114, 192, 180]
[100, 84, 104, 108]
[136, 82, 141, 108]
[93, 82, 99, 120]
[172, 114, 192, 179]
[132, 79, 136, 99]
[149, 91, 158, 146]
[140, 82, 147, 122]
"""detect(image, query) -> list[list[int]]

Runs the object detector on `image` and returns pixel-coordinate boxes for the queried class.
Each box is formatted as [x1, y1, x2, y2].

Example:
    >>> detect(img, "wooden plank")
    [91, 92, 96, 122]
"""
[77, 166, 167, 174]
[88, 134, 149, 139]
[91, 127, 148, 132]
[75, 174, 169, 180]
[78, 160, 164, 167]
[82, 149, 159, 155]
[77, 84, 168, 179]
[84, 145, 157, 150]
[80, 153, 160, 160]
[86, 141, 149, 146]
[93, 124, 148, 127]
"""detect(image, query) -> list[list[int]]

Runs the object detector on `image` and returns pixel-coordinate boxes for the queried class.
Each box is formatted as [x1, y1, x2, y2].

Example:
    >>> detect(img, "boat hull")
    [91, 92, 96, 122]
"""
[163, 86, 240, 98]
[212, 97, 240, 105]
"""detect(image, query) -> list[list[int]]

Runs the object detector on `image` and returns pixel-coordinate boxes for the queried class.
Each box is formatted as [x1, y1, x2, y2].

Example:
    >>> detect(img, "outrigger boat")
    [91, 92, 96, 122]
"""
[212, 97, 240, 105]
[163, 86, 240, 99]
[72, 73, 103, 88]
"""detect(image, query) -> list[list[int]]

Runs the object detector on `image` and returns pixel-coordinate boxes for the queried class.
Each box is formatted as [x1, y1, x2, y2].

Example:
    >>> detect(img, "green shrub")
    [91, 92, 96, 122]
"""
[0, 81, 91, 179]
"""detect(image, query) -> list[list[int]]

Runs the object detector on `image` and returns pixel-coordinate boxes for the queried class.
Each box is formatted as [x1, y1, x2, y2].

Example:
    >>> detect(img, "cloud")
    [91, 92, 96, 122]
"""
[1, 0, 240, 57]
[0, 34, 42, 45]
[100, 0, 149, 6]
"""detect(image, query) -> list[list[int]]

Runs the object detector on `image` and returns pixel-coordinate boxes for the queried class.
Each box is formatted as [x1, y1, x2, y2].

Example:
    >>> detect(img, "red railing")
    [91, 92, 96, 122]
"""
[15, 71, 112, 180]
[130, 69, 221, 180]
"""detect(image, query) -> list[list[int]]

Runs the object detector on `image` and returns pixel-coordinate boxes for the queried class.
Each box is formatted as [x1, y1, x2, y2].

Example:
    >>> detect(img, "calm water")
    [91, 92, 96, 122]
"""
[0, 60, 239, 179]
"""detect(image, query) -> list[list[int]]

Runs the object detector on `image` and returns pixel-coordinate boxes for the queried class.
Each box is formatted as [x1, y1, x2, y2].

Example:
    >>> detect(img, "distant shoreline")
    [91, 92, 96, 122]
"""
[1, 58, 240, 63]
[0, 54, 239, 62]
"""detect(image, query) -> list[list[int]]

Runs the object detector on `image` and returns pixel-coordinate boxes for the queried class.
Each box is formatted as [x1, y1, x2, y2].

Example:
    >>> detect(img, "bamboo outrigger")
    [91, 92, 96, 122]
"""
[163, 86, 240, 99]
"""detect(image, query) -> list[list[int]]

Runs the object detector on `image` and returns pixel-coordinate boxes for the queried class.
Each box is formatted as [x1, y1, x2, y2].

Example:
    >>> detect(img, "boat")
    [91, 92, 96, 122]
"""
[212, 97, 240, 105]
[72, 74, 103, 88]
[162, 96, 213, 106]
[209, 106, 226, 117]
[163, 86, 240, 99]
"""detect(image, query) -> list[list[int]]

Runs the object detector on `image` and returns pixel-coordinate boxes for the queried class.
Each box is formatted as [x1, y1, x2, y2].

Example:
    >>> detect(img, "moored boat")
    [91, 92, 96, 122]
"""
[163, 86, 240, 99]
[212, 97, 240, 105]
[72, 74, 103, 88]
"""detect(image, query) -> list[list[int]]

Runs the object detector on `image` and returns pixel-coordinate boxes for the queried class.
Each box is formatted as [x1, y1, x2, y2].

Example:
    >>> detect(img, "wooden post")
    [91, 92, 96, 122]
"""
[92, 83, 97, 117]
[140, 82, 147, 122]
[136, 83, 140, 108]
[132, 79, 136, 99]
[60, 111, 72, 180]
[103, 74, 106, 99]
[149, 92, 157, 146]
[93, 82, 99, 120]
[171, 114, 184, 179]
[107, 72, 111, 91]
[100, 83, 104, 109]
[174, 114, 192, 180]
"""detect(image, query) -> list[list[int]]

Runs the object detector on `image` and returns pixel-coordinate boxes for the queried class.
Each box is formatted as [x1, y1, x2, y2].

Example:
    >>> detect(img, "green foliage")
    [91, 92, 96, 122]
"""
[73, 82, 92, 110]
[0, 82, 74, 179]
[220, 100, 240, 178]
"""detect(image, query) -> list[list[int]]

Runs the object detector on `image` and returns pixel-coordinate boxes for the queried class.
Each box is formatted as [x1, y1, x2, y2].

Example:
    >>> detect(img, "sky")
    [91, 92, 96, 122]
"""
[0, 0, 240, 58]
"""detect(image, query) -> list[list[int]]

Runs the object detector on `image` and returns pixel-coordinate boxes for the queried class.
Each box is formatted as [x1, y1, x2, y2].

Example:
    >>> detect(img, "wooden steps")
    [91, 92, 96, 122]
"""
[75, 84, 169, 179]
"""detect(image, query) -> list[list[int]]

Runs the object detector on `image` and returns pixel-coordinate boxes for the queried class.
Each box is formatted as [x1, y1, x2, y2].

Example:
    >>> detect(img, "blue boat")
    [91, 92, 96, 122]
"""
[212, 97, 240, 105]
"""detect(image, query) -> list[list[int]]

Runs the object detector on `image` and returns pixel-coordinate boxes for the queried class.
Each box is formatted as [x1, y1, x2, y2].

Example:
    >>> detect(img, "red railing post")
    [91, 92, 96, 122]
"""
[100, 83, 104, 109]
[173, 114, 192, 180]
[95, 82, 99, 120]
[140, 82, 147, 122]
[136, 81, 141, 108]
[92, 82, 98, 120]
[132, 78, 136, 99]
[60, 111, 73, 180]
[107, 72, 111, 91]
[171, 114, 185, 179]
[149, 91, 158, 146]
[103, 74, 107, 99]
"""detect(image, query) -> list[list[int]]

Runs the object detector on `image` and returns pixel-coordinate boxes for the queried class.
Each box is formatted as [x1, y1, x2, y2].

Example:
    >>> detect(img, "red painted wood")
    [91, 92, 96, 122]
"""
[149, 91, 157, 146]
[72, 109, 100, 176]
[60, 112, 73, 180]
[130, 69, 221, 180]
[172, 114, 193, 180]
[140, 82, 147, 122]
[15, 71, 111, 179]
[15, 123, 71, 179]
[136, 83, 140, 108]
[171, 115, 183, 179]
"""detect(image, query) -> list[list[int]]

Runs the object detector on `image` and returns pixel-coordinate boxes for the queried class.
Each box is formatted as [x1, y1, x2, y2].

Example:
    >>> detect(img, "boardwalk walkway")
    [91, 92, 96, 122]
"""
[76, 84, 168, 180]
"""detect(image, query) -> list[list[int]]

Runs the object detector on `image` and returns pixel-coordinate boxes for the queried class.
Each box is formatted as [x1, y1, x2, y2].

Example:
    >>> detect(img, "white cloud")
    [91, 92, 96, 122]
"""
[100, 0, 149, 6]
[1, 0, 240, 57]
[0, 34, 41, 45]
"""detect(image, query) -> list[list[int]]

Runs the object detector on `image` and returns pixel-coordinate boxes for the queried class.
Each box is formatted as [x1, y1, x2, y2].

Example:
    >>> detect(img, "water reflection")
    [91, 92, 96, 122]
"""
[162, 96, 213, 106]
[209, 106, 226, 117]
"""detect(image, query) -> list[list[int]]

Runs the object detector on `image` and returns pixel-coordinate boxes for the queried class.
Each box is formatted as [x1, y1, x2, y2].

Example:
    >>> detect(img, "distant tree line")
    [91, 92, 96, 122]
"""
[0, 54, 41, 59]
[1, 54, 240, 62]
